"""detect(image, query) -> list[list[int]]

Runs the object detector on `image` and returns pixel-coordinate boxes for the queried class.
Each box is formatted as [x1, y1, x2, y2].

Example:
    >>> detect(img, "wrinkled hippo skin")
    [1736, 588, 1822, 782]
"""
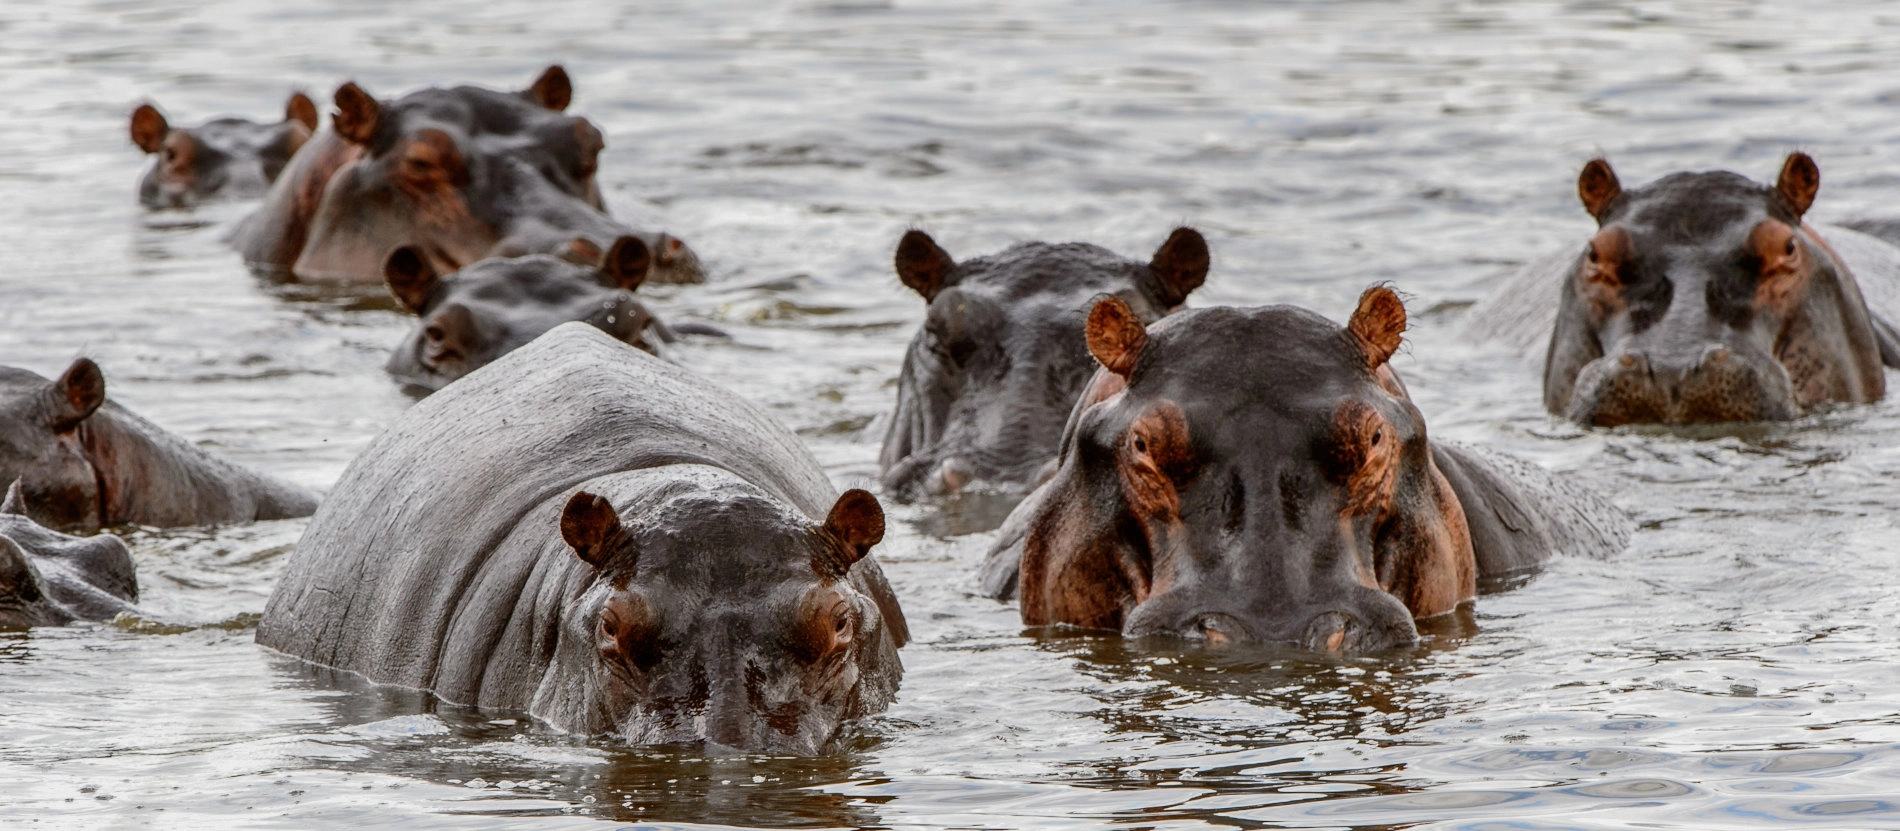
[0, 482, 138, 628]
[130, 92, 318, 208]
[230, 65, 703, 285]
[879, 227, 1209, 503]
[979, 290, 1631, 654]
[0, 359, 318, 531]
[1469, 153, 1900, 426]
[258, 324, 908, 753]
[383, 235, 671, 392]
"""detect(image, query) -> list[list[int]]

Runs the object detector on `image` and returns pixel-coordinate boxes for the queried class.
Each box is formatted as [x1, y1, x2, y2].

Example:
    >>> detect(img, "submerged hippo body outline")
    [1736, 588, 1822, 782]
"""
[258, 323, 908, 754]
[0, 359, 318, 532]
[981, 290, 1631, 654]
[130, 92, 319, 209]
[1467, 153, 1900, 426]
[229, 65, 704, 286]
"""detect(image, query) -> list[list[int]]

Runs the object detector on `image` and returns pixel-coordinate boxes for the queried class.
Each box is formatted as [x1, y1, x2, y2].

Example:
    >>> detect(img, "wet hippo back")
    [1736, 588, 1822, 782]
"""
[259, 323, 906, 750]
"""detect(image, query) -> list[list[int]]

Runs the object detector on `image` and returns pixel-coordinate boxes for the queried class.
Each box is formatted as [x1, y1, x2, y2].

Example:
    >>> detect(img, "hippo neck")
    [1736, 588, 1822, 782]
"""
[1795, 225, 1887, 404]
[75, 405, 258, 526]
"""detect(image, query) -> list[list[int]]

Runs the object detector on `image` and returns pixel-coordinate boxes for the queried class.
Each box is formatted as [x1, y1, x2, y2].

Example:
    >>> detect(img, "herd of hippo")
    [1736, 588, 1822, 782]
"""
[10, 64, 1900, 754]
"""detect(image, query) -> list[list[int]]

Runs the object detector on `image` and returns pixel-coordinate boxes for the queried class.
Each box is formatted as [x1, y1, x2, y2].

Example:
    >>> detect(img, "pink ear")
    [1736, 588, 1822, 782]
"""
[1578, 158, 1622, 221]
[1086, 295, 1147, 378]
[1347, 286, 1406, 369]
[822, 489, 884, 567]
[1776, 152, 1819, 218]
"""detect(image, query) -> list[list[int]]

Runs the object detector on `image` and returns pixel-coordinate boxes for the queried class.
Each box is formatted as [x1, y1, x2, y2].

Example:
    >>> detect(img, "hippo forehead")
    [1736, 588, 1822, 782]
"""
[1608, 171, 1782, 241]
[623, 489, 830, 596]
[1135, 305, 1371, 409]
[376, 86, 572, 151]
[447, 255, 605, 303]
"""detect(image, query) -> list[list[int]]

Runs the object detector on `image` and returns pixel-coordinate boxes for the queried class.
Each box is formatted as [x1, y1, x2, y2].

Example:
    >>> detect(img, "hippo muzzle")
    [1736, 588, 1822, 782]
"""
[1566, 341, 1799, 426]
[1122, 572, 1420, 654]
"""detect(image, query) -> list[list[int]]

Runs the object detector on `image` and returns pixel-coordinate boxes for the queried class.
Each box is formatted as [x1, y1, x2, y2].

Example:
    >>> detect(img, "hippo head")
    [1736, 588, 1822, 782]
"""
[382, 236, 663, 391]
[130, 93, 318, 208]
[0, 481, 139, 628]
[1017, 289, 1480, 654]
[291, 66, 701, 284]
[1545, 153, 1887, 426]
[878, 228, 1209, 502]
[549, 487, 900, 754]
[0, 360, 110, 532]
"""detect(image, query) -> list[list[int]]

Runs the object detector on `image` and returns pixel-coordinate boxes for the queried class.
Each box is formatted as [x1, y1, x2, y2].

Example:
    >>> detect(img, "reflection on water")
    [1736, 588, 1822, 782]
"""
[7, 0, 1900, 827]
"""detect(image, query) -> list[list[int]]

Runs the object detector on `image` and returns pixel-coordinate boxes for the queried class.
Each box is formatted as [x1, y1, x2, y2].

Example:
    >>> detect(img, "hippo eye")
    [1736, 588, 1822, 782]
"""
[424, 325, 446, 342]
[1371, 427, 1383, 446]
[1586, 243, 1598, 263]
[1784, 238, 1796, 257]
[1132, 435, 1148, 455]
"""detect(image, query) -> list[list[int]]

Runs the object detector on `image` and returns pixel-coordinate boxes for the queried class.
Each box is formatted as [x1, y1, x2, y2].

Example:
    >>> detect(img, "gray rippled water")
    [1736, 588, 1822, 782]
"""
[6, 0, 1900, 827]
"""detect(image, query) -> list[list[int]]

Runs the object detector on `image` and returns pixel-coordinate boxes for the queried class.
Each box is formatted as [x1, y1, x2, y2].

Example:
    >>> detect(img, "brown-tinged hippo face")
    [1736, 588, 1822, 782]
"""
[553, 488, 897, 754]
[1545, 152, 1887, 426]
[1016, 289, 1480, 655]
[289, 66, 701, 284]
[130, 93, 317, 208]
[0, 361, 109, 533]
[0, 483, 138, 628]
[878, 228, 1209, 503]
[382, 236, 664, 392]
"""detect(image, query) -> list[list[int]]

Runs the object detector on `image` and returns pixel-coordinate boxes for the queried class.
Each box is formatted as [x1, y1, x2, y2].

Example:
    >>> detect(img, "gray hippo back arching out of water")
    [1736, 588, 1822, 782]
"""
[981, 290, 1631, 654]
[258, 323, 908, 754]
[0, 359, 318, 531]
[0, 482, 138, 628]
[130, 92, 318, 209]
[1467, 153, 1900, 426]
[879, 227, 1209, 503]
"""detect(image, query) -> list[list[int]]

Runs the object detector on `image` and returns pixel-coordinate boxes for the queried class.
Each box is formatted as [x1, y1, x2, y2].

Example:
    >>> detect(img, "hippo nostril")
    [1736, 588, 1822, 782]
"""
[1619, 353, 1638, 369]
[1304, 611, 1353, 653]
[1709, 347, 1731, 364]
[938, 457, 974, 494]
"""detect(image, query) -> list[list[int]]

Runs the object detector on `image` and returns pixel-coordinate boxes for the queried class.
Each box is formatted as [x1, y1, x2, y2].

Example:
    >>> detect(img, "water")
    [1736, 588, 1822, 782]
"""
[6, 0, 1900, 826]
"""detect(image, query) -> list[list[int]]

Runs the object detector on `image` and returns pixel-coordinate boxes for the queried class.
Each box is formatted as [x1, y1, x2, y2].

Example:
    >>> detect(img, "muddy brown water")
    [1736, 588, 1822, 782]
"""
[7, 1, 1900, 827]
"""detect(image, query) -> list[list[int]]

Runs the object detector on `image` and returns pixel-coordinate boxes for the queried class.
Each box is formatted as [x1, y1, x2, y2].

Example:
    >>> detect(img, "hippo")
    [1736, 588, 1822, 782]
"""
[382, 235, 672, 392]
[0, 359, 319, 531]
[230, 65, 703, 285]
[1466, 153, 1900, 426]
[879, 227, 1209, 503]
[0, 482, 138, 628]
[258, 324, 908, 753]
[130, 92, 319, 208]
[979, 289, 1630, 654]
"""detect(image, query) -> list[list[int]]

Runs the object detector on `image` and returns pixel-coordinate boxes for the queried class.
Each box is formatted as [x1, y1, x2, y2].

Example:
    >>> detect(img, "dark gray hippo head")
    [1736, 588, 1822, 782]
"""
[878, 227, 1209, 503]
[0, 360, 111, 532]
[130, 93, 318, 208]
[548, 483, 902, 754]
[0, 482, 138, 628]
[1545, 153, 1889, 426]
[382, 236, 665, 392]
[234, 66, 702, 285]
[1013, 289, 1484, 655]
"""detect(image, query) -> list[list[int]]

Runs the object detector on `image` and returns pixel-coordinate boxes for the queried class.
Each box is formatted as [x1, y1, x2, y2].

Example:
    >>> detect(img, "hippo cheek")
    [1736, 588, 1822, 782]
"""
[19, 437, 101, 532]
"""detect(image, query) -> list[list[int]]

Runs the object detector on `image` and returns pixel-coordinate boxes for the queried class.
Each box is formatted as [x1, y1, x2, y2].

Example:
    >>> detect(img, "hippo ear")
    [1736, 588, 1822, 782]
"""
[285, 91, 319, 132]
[1148, 227, 1209, 307]
[820, 489, 884, 570]
[0, 537, 39, 604]
[895, 230, 956, 301]
[1086, 295, 1147, 378]
[50, 358, 106, 430]
[1, 480, 24, 516]
[529, 65, 573, 112]
[1347, 285, 1407, 370]
[383, 246, 440, 313]
[1776, 152, 1820, 218]
[1578, 158, 1622, 222]
[562, 491, 627, 570]
[130, 104, 168, 154]
[332, 82, 381, 145]
[602, 236, 652, 291]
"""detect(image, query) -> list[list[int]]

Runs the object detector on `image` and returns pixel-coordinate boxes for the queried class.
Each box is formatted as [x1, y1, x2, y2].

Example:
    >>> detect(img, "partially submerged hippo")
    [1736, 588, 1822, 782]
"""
[980, 289, 1630, 654]
[0, 482, 138, 628]
[0, 359, 318, 531]
[879, 227, 1209, 502]
[382, 236, 670, 391]
[231, 66, 703, 284]
[258, 324, 907, 753]
[1468, 153, 1900, 426]
[130, 92, 319, 208]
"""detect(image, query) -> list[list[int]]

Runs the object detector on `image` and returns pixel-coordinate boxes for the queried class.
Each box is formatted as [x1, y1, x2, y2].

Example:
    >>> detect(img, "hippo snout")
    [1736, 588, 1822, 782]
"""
[1125, 588, 1418, 655]
[1566, 344, 1798, 426]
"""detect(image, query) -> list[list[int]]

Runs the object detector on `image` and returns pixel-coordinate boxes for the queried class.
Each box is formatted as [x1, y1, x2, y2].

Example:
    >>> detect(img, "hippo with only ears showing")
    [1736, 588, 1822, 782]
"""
[0, 482, 138, 628]
[1469, 153, 1900, 426]
[880, 227, 1209, 503]
[381, 235, 673, 392]
[231, 65, 703, 285]
[981, 288, 1630, 654]
[259, 324, 907, 754]
[0, 359, 317, 532]
[129, 92, 319, 208]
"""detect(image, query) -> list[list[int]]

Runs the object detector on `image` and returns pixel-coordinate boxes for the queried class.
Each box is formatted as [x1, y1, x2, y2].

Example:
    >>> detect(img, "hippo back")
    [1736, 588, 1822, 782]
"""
[258, 323, 846, 693]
